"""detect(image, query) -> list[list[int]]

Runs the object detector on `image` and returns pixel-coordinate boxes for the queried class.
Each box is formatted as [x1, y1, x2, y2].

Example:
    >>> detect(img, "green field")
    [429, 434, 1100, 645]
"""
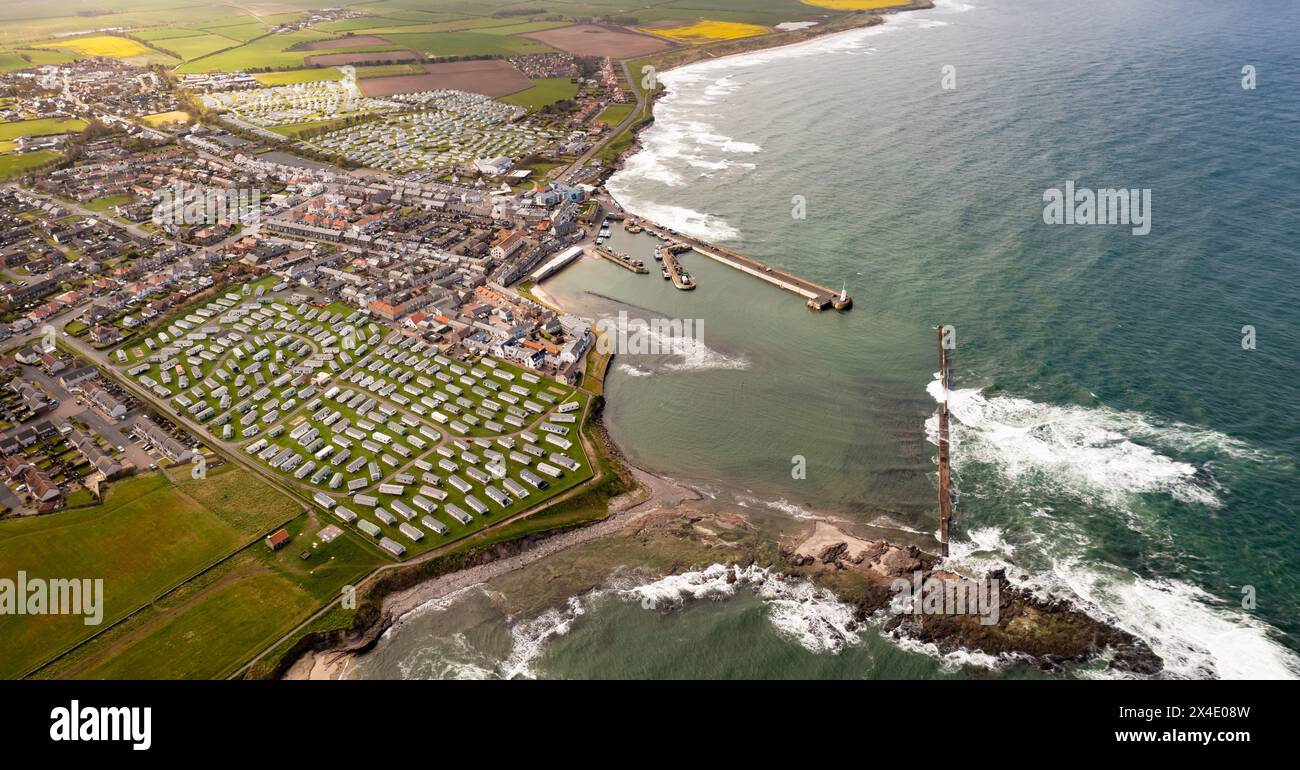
[0, 117, 89, 142]
[174, 28, 363, 74]
[354, 63, 425, 78]
[253, 67, 344, 86]
[0, 150, 61, 180]
[150, 32, 239, 61]
[38, 511, 382, 680]
[0, 466, 302, 679]
[596, 103, 634, 126]
[83, 193, 134, 212]
[501, 77, 580, 111]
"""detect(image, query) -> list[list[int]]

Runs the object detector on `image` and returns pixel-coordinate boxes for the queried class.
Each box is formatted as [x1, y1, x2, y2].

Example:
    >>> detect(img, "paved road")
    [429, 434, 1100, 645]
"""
[11, 185, 158, 243]
[560, 59, 647, 183]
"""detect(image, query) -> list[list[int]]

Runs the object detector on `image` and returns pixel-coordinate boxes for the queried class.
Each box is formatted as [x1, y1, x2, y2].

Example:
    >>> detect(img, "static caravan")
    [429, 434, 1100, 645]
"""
[421, 516, 449, 536]
[485, 486, 511, 508]
[445, 503, 472, 525]
[550, 453, 581, 472]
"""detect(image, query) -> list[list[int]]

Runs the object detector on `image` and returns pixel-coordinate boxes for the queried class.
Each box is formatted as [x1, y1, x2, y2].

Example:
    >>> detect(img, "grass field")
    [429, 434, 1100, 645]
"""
[596, 103, 634, 126]
[175, 29, 355, 74]
[0, 150, 61, 180]
[141, 110, 192, 127]
[83, 193, 134, 211]
[253, 67, 343, 86]
[643, 20, 771, 44]
[150, 32, 239, 60]
[0, 117, 89, 142]
[0, 465, 303, 679]
[354, 63, 425, 78]
[499, 76, 579, 111]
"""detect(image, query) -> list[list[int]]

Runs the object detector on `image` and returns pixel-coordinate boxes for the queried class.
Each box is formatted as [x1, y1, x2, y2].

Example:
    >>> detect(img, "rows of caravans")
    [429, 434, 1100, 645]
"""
[308, 425, 586, 554]
[129, 293, 374, 441]
[129, 287, 591, 559]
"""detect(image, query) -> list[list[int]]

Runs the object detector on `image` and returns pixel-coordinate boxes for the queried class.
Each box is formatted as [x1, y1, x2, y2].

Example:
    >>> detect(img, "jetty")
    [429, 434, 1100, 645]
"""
[595, 244, 648, 273]
[640, 222, 851, 311]
[659, 247, 696, 290]
[936, 324, 954, 556]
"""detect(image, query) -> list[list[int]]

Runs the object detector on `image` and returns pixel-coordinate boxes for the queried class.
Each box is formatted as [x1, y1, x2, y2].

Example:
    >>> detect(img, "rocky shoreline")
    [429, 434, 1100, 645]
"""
[783, 522, 1162, 675]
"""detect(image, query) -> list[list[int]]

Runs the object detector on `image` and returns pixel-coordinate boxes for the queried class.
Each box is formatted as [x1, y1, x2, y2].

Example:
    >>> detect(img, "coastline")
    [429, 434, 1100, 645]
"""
[284, 466, 706, 679]
[277, 0, 1167, 680]
[604, 2, 934, 183]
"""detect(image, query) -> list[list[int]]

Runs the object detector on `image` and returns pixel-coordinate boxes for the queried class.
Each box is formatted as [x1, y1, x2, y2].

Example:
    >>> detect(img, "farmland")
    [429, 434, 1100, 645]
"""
[0, 466, 301, 679]
[32, 34, 173, 65]
[643, 20, 771, 44]
[33, 512, 382, 680]
[500, 76, 581, 111]
[0, 117, 88, 142]
[253, 67, 345, 86]
[358, 60, 532, 99]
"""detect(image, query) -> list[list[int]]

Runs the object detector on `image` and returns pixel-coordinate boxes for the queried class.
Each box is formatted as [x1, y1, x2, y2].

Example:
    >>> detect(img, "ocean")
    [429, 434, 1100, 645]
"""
[352, 0, 1300, 679]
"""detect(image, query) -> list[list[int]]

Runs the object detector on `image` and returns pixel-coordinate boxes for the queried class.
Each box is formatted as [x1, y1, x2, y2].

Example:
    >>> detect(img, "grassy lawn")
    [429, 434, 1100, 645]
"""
[141, 110, 192, 127]
[0, 465, 302, 679]
[596, 103, 634, 127]
[500, 76, 579, 111]
[267, 117, 354, 139]
[83, 193, 133, 212]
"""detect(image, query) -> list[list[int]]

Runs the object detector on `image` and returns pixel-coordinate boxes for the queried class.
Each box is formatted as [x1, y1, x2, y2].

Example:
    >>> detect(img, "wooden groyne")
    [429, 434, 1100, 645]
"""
[937, 324, 954, 557]
[640, 222, 851, 311]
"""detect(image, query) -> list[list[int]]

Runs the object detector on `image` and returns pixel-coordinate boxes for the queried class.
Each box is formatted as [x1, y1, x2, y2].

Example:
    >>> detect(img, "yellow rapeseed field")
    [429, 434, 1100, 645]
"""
[800, 0, 912, 9]
[645, 20, 770, 45]
[33, 35, 151, 59]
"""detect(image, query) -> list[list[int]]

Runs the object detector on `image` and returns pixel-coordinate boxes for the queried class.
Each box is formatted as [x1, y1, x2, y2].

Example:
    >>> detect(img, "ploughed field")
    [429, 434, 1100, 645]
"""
[117, 283, 594, 560]
[359, 60, 533, 98]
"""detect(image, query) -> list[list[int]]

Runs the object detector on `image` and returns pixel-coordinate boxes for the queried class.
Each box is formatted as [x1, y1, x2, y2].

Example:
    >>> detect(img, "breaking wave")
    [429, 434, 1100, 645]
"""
[924, 378, 1259, 509]
[927, 378, 1300, 679]
[497, 565, 864, 678]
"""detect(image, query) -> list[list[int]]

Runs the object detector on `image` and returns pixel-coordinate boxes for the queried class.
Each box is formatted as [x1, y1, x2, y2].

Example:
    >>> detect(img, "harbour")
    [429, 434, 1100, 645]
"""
[576, 212, 852, 311]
